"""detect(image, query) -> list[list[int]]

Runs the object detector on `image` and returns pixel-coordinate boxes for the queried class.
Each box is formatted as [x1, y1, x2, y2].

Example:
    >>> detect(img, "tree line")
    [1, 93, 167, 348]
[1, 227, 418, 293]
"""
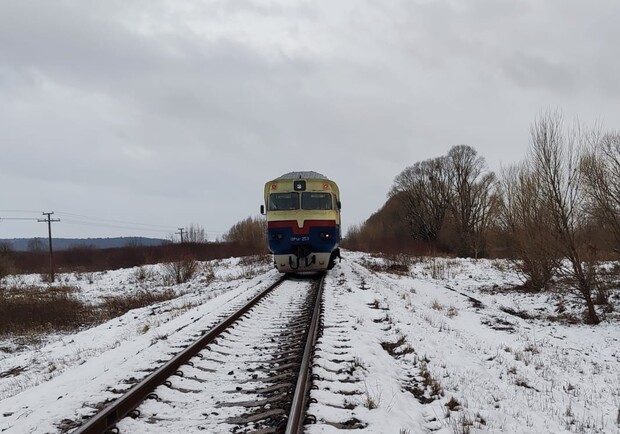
[0, 220, 267, 279]
[345, 111, 620, 324]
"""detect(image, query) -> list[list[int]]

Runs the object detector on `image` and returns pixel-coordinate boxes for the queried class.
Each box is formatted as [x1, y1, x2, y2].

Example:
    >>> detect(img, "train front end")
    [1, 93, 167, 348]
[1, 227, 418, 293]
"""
[262, 171, 341, 273]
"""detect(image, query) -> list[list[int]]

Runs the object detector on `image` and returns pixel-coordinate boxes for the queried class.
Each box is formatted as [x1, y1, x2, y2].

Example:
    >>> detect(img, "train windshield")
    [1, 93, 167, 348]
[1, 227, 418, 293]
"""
[301, 193, 333, 210]
[269, 192, 299, 210]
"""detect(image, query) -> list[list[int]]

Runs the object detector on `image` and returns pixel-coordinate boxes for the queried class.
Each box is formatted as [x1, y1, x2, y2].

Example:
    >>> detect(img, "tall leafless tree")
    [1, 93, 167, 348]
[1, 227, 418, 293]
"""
[498, 162, 560, 290]
[445, 145, 498, 258]
[27, 237, 45, 252]
[390, 145, 497, 257]
[0, 242, 15, 282]
[223, 216, 267, 252]
[530, 111, 600, 324]
[185, 223, 208, 243]
[581, 131, 620, 255]
[390, 157, 451, 241]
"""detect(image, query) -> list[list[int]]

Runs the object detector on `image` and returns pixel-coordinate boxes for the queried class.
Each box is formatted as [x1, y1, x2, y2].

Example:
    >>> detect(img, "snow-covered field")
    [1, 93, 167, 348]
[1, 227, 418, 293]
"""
[1, 252, 619, 433]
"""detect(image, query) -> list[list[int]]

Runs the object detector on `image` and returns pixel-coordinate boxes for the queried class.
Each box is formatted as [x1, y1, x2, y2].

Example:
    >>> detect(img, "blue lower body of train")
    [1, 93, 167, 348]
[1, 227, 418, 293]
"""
[267, 219, 341, 272]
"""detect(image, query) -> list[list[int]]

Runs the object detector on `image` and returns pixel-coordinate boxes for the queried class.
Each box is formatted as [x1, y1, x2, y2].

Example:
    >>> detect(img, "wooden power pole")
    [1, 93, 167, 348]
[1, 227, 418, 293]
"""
[38, 212, 60, 282]
[177, 227, 185, 243]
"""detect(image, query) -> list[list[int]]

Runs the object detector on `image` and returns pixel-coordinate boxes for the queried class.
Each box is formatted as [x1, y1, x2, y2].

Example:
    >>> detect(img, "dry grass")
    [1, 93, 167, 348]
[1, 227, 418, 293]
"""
[0, 284, 178, 338]
[133, 266, 157, 282]
[4, 242, 266, 275]
[99, 290, 177, 319]
[381, 335, 415, 358]
[445, 396, 461, 411]
[360, 254, 413, 275]
[420, 361, 444, 398]
[403, 358, 443, 404]
[421, 257, 461, 280]
[360, 383, 382, 409]
[446, 306, 459, 318]
[431, 299, 444, 311]
[0, 285, 87, 335]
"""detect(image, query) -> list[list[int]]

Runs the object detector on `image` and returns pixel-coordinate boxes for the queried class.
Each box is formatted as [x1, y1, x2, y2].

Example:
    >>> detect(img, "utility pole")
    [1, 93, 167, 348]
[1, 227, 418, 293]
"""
[38, 212, 60, 282]
[177, 227, 185, 243]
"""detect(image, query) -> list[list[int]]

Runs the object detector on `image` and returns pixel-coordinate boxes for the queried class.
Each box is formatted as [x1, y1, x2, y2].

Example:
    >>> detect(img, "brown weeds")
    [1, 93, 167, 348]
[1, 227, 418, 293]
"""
[99, 290, 177, 319]
[0, 285, 87, 335]
[381, 336, 415, 358]
[0, 285, 177, 338]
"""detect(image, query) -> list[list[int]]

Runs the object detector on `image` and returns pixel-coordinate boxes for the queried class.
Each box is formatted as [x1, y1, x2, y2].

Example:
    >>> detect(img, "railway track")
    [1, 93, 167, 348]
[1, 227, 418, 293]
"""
[72, 273, 325, 434]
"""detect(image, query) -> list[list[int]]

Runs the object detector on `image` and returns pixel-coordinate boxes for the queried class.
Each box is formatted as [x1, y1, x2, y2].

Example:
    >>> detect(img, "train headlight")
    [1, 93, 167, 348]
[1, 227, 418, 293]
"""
[320, 232, 331, 239]
[271, 233, 283, 240]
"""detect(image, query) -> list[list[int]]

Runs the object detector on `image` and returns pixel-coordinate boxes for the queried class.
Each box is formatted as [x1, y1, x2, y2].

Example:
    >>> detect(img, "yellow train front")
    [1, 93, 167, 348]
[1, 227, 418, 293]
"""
[261, 171, 341, 273]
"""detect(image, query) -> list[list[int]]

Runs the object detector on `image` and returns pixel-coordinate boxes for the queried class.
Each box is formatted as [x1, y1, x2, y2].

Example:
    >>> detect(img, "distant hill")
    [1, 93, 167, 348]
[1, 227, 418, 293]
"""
[0, 237, 169, 252]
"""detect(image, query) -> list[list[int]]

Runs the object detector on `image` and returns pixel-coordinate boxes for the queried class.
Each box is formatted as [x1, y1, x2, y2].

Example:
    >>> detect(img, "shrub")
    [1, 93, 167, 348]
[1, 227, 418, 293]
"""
[162, 257, 198, 284]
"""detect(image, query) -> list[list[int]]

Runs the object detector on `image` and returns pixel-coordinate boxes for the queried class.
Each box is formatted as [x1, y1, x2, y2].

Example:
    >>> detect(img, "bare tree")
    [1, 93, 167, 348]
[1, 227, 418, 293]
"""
[0, 242, 14, 282]
[530, 111, 600, 324]
[390, 157, 451, 240]
[498, 162, 560, 290]
[0, 241, 13, 255]
[445, 145, 498, 258]
[581, 131, 620, 255]
[223, 216, 267, 252]
[27, 238, 45, 252]
[390, 146, 497, 257]
[185, 223, 208, 243]
[341, 195, 415, 253]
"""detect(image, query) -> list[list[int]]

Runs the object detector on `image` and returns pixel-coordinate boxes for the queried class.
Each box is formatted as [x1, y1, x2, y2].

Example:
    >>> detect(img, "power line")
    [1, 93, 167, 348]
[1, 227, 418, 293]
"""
[54, 211, 177, 230]
[61, 219, 176, 234]
[0, 209, 42, 214]
[1, 210, 226, 237]
[59, 215, 226, 235]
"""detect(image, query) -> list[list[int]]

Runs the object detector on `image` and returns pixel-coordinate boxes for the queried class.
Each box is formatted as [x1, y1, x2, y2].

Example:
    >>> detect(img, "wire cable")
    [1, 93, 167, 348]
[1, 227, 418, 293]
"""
[61, 219, 175, 234]
[55, 212, 176, 230]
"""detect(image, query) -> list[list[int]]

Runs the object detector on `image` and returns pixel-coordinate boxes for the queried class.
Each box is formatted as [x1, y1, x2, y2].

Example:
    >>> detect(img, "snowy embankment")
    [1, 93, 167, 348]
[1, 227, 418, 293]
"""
[1, 252, 619, 433]
[308, 253, 619, 434]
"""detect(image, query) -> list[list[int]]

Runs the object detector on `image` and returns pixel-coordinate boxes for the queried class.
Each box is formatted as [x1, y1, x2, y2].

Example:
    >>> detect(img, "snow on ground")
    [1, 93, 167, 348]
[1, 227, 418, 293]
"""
[0, 257, 278, 433]
[309, 253, 620, 434]
[1, 252, 619, 433]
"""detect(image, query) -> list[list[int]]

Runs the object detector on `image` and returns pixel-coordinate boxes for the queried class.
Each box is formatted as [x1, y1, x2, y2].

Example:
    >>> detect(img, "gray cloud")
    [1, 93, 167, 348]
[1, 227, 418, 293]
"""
[500, 53, 579, 94]
[1, 0, 619, 239]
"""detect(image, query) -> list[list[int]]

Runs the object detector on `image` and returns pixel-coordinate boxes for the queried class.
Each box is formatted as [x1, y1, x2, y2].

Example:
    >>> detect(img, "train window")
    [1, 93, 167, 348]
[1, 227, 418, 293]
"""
[301, 193, 333, 210]
[269, 193, 299, 210]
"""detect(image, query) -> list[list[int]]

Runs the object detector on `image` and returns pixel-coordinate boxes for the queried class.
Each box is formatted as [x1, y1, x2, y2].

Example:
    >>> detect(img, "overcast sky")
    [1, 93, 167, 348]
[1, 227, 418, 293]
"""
[1, 0, 619, 241]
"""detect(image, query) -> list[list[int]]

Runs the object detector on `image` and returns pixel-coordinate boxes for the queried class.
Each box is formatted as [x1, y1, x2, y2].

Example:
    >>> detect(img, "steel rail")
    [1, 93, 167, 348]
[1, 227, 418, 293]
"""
[284, 272, 325, 434]
[72, 275, 288, 434]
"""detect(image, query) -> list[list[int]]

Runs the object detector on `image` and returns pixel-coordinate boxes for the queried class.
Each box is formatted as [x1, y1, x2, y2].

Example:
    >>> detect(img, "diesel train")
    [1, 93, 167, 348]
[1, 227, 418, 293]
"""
[261, 171, 342, 273]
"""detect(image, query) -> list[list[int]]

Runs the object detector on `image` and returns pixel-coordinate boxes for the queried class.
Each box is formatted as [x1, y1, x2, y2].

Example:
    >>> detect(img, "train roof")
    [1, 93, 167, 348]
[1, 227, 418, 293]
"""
[275, 171, 329, 181]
